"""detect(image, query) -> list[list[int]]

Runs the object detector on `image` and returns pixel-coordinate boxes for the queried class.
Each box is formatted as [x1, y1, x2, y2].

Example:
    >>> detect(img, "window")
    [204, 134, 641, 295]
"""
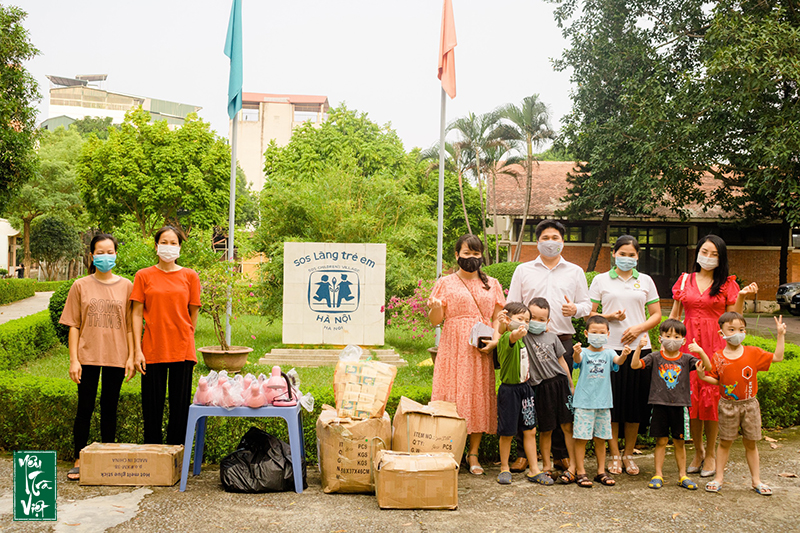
[242, 103, 259, 122]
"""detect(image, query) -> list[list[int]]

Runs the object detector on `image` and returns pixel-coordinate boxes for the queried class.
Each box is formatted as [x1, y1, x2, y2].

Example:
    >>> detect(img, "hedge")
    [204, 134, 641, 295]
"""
[32, 280, 70, 292]
[482, 262, 520, 292]
[0, 279, 35, 305]
[49, 279, 77, 345]
[0, 311, 59, 370]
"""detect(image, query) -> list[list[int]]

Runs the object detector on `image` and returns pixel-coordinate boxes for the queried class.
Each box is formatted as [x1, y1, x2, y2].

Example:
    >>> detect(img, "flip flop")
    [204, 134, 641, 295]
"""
[752, 483, 772, 496]
[594, 473, 616, 486]
[556, 470, 576, 485]
[497, 470, 512, 485]
[67, 467, 80, 481]
[648, 475, 664, 489]
[705, 480, 722, 493]
[526, 471, 554, 486]
[607, 455, 622, 475]
[576, 474, 593, 488]
[677, 476, 698, 490]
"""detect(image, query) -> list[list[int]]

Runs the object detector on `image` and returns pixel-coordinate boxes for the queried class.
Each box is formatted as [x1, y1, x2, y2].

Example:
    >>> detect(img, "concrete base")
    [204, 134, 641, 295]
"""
[259, 348, 407, 367]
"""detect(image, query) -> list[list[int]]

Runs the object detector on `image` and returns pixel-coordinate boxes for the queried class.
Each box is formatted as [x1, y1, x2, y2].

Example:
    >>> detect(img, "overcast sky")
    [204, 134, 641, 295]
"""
[23, 0, 573, 152]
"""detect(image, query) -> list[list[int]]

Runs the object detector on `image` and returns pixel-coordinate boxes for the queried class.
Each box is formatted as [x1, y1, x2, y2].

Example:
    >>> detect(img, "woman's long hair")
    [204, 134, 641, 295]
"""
[455, 234, 490, 291]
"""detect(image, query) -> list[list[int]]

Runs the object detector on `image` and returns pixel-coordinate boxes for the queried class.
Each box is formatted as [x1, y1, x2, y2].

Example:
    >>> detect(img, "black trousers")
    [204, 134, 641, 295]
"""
[74, 365, 125, 459]
[517, 336, 573, 462]
[141, 361, 195, 445]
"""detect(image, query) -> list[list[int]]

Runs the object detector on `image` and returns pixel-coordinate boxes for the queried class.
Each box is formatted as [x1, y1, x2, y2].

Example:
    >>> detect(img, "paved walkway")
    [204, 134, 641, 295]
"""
[0, 292, 54, 325]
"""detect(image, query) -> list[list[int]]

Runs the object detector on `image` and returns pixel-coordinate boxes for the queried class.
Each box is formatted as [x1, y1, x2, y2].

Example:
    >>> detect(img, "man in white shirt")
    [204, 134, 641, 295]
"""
[506, 219, 592, 474]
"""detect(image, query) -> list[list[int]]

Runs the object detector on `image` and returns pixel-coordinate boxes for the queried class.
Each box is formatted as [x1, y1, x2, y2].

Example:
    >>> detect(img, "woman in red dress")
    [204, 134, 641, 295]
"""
[427, 234, 505, 476]
[669, 235, 757, 477]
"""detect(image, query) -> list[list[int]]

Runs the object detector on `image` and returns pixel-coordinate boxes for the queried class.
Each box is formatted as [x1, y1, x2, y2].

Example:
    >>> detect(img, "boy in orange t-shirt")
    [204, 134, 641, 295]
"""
[693, 311, 786, 496]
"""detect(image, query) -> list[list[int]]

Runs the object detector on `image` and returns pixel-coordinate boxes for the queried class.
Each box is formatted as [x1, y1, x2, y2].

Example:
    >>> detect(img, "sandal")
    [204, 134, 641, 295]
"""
[705, 480, 722, 493]
[594, 473, 616, 486]
[556, 470, 576, 485]
[67, 466, 80, 481]
[678, 476, 698, 490]
[468, 453, 484, 475]
[752, 483, 772, 496]
[648, 475, 664, 489]
[607, 455, 622, 475]
[687, 454, 704, 474]
[576, 474, 593, 488]
[700, 457, 716, 478]
[526, 471, 554, 486]
[622, 455, 639, 476]
[497, 470, 512, 485]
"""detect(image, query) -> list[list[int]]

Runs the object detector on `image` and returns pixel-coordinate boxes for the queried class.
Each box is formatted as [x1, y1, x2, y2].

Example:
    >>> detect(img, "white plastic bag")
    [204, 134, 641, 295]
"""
[339, 344, 363, 362]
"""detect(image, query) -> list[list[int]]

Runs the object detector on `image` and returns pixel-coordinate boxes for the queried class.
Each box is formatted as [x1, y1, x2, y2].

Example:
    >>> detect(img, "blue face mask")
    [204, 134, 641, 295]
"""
[528, 321, 547, 335]
[587, 333, 608, 348]
[93, 254, 117, 273]
[615, 256, 637, 272]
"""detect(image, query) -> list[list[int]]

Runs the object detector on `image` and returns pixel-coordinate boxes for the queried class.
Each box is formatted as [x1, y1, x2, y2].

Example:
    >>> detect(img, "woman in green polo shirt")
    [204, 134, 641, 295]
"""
[588, 235, 662, 476]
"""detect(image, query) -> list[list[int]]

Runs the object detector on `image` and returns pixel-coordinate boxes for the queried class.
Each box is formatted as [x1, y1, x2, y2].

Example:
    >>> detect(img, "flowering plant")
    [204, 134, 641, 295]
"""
[385, 279, 436, 341]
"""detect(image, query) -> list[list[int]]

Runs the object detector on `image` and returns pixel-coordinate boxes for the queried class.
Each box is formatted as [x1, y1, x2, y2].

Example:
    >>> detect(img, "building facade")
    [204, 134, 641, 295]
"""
[229, 92, 329, 191]
[491, 161, 797, 300]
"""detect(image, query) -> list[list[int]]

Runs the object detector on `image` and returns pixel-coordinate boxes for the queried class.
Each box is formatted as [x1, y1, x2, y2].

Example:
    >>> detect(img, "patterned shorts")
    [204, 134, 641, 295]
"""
[718, 397, 762, 441]
[497, 382, 536, 437]
[572, 408, 612, 440]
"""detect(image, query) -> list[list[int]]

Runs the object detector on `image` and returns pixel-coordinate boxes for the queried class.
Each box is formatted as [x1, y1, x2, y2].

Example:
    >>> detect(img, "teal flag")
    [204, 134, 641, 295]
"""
[224, 0, 243, 119]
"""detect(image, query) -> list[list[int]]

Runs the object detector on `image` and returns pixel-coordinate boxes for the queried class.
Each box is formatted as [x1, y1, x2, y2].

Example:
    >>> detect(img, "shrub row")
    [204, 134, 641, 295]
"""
[0, 279, 35, 305]
[0, 311, 59, 371]
[32, 280, 71, 292]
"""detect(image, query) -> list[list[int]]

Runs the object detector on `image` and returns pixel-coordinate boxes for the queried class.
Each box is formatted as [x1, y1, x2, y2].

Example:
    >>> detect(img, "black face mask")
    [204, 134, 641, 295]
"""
[458, 256, 483, 273]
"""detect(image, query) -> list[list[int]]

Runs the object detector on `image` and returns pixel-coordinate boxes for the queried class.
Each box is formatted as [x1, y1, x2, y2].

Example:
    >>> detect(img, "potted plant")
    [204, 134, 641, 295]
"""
[197, 260, 253, 372]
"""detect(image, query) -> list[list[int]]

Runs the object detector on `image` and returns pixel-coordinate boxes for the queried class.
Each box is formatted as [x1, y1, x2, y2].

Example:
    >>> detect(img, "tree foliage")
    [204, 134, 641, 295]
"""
[29, 215, 83, 281]
[5, 127, 83, 277]
[0, 5, 40, 213]
[77, 108, 231, 237]
[72, 116, 116, 140]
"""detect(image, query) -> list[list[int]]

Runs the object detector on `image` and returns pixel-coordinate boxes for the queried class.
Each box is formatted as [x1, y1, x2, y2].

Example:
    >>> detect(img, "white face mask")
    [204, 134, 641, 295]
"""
[722, 332, 746, 346]
[696, 255, 718, 270]
[537, 240, 563, 258]
[157, 244, 181, 263]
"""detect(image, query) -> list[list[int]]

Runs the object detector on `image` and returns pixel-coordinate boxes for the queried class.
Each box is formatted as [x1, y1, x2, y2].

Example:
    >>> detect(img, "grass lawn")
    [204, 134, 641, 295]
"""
[22, 315, 436, 392]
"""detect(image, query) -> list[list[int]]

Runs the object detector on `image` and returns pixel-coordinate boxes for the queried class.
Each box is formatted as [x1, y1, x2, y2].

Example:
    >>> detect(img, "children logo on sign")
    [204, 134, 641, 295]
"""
[309, 270, 360, 315]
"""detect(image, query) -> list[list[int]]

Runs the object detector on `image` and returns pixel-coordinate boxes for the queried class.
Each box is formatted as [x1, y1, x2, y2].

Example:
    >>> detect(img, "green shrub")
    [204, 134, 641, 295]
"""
[757, 358, 800, 427]
[0, 279, 35, 305]
[482, 262, 520, 292]
[32, 280, 71, 292]
[0, 311, 59, 370]
[744, 334, 800, 360]
[49, 279, 77, 345]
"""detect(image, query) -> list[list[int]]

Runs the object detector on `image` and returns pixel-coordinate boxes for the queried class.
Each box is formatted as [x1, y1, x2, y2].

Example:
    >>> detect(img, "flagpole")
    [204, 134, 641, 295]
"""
[435, 87, 446, 347]
[225, 113, 238, 346]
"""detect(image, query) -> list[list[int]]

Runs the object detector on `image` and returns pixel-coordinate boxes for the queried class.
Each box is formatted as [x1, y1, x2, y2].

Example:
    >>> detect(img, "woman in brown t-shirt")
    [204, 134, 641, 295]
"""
[131, 226, 201, 446]
[60, 233, 135, 481]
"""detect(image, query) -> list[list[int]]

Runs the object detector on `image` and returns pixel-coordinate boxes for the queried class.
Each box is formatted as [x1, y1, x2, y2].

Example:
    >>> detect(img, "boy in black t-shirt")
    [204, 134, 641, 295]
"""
[631, 319, 712, 490]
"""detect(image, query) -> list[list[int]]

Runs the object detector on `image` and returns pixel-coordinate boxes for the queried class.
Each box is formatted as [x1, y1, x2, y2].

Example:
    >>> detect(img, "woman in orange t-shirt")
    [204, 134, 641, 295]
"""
[131, 226, 201, 445]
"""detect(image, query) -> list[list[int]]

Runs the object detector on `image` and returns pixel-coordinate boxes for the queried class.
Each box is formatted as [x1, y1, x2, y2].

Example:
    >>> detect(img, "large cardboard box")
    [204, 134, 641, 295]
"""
[79, 443, 183, 486]
[317, 405, 391, 493]
[391, 397, 468, 465]
[334, 360, 397, 419]
[374, 450, 458, 510]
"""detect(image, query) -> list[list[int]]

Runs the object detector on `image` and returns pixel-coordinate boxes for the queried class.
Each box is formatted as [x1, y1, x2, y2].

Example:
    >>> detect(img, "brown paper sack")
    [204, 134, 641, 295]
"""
[334, 359, 397, 419]
[317, 405, 391, 493]
[374, 450, 458, 510]
[391, 396, 467, 465]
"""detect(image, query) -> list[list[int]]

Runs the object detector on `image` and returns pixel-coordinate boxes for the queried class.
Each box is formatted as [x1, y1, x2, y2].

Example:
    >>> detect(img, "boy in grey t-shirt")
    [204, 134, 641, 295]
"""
[631, 319, 712, 490]
[520, 298, 577, 484]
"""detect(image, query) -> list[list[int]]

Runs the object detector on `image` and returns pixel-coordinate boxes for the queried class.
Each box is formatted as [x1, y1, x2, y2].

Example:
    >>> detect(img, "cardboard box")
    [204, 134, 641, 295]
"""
[334, 360, 397, 419]
[79, 443, 184, 486]
[391, 396, 468, 465]
[374, 450, 458, 510]
[317, 405, 391, 493]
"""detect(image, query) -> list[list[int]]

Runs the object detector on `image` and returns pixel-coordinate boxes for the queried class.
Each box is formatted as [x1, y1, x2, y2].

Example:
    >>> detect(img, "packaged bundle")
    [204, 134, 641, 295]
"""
[333, 346, 396, 419]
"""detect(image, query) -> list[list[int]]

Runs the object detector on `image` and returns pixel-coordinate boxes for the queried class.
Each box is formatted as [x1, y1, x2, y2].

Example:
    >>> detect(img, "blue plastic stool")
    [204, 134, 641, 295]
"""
[180, 403, 305, 493]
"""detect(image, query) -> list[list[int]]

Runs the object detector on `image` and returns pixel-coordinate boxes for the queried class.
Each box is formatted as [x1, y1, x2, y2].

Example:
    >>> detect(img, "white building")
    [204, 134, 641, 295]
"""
[0, 219, 19, 276]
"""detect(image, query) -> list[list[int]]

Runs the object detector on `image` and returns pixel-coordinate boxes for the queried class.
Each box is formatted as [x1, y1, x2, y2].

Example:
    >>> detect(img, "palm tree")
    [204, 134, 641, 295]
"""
[494, 95, 555, 262]
[447, 111, 500, 263]
[418, 141, 475, 235]
[481, 141, 521, 263]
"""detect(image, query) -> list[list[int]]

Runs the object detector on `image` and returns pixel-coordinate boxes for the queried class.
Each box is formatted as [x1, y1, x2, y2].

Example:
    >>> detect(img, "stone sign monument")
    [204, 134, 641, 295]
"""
[282, 242, 386, 346]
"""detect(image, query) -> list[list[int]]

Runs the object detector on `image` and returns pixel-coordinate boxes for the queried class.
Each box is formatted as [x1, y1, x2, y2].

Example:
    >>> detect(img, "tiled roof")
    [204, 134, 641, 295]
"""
[490, 161, 731, 221]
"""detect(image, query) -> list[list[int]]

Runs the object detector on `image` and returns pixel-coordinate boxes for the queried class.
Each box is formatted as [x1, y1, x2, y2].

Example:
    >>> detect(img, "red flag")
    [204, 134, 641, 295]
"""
[438, 0, 457, 99]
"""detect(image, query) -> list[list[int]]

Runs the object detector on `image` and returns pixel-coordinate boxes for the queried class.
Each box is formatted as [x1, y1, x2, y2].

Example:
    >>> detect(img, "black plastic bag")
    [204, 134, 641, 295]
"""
[220, 427, 307, 493]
